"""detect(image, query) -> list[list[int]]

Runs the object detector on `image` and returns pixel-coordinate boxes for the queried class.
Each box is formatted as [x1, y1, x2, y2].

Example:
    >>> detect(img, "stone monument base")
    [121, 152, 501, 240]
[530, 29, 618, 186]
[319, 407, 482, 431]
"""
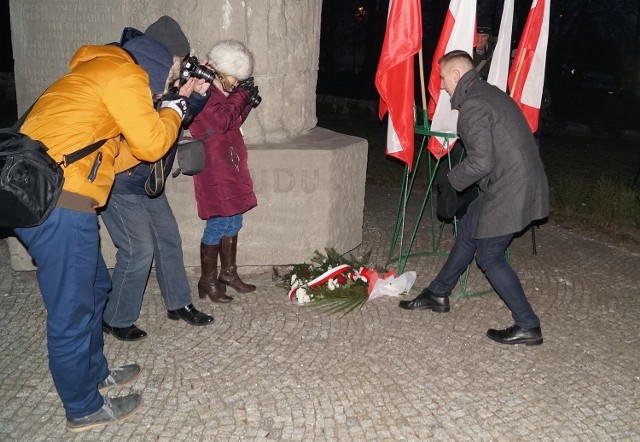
[7, 127, 368, 271]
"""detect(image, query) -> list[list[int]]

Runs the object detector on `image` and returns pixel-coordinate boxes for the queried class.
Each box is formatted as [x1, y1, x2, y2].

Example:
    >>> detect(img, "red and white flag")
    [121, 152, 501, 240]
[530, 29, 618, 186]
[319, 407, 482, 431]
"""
[426, 0, 475, 159]
[375, 0, 422, 171]
[487, 0, 515, 91]
[507, 0, 550, 133]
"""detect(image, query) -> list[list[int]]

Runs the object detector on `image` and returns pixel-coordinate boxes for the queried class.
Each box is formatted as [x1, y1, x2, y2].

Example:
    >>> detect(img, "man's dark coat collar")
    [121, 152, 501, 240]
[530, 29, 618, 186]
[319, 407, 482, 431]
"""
[451, 69, 481, 110]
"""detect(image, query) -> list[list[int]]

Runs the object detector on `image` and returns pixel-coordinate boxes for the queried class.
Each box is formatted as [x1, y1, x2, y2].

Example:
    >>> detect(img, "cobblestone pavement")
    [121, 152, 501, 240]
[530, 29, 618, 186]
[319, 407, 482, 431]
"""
[1, 186, 639, 441]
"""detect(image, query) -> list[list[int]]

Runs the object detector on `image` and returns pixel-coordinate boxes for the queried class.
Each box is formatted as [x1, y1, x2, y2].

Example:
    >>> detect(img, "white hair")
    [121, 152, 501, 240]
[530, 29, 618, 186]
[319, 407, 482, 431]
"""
[207, 39, 254, 81]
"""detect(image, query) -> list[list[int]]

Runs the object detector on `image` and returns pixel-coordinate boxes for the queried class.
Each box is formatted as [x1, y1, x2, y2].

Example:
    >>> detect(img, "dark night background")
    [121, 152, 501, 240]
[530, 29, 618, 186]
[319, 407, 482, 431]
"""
[0, 0, 11, 73]
[317, 0, 640, 134]
[1, 0, 640, 132]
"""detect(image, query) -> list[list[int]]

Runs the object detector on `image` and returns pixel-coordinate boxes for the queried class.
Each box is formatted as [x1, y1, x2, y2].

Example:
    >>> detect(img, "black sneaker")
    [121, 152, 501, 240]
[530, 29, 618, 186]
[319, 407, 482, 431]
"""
[65, 393, 143, 432]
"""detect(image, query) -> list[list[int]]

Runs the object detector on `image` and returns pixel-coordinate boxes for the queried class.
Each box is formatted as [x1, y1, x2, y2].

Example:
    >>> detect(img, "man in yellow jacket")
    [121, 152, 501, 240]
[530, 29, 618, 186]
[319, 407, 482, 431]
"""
[15, 35, 196, 432]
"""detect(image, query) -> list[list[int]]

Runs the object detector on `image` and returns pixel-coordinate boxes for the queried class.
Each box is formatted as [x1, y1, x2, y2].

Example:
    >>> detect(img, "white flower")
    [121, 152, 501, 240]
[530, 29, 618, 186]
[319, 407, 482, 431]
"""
[291, 274, 298, 285]
[327, 278, 338, 291]
[296, 287, 311, 304]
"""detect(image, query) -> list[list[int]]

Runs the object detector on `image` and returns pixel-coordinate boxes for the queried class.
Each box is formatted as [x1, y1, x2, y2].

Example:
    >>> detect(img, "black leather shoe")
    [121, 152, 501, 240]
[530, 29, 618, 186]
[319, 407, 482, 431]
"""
[167, 304, 214, 326]
[102, 321, 147, 342]
[486, 324, 543, 346]
[398, 289, 450, 312]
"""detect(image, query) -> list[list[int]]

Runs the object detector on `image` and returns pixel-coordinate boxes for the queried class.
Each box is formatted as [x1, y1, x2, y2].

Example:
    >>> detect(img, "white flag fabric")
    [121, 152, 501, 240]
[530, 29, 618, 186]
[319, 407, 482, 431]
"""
[507, 0, 550, 132]
[386, 116, 402, 154]
[487, 0, 515, 91]
[426, 0, 475, 159]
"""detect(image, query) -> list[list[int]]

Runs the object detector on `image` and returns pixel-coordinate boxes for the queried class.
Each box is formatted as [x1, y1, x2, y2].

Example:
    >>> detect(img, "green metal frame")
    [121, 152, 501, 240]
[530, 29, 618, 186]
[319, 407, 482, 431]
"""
[386, 110, 494, 299]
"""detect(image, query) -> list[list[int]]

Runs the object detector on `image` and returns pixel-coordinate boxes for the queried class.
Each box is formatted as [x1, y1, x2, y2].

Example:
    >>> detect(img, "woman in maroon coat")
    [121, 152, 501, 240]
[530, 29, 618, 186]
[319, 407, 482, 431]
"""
[189, 40, 259, 303]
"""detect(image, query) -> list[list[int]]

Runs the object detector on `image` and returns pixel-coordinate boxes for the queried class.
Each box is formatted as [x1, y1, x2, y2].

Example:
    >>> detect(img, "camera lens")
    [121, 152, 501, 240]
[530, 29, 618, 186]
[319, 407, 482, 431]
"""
[193, 66, 215, 84]
[178, 55, 216, 86]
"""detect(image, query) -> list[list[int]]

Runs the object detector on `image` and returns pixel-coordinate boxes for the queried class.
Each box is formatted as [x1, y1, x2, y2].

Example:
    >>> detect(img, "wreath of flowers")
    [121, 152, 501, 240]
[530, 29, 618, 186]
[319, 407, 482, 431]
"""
[272, 248, 388, 315]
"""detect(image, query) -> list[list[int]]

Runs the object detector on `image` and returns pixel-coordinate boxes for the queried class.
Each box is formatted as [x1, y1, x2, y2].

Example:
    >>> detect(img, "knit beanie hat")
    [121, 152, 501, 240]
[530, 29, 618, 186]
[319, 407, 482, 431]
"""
[207, 40, 254, 81]
[145, 16, 190, 57]
[123, 35, 174, 95]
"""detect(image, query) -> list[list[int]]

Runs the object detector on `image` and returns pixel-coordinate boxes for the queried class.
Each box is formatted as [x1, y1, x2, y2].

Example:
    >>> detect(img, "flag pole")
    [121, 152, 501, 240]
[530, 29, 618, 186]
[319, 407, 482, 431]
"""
[509, 48, 527, 98]
[418, 49, 427, 111]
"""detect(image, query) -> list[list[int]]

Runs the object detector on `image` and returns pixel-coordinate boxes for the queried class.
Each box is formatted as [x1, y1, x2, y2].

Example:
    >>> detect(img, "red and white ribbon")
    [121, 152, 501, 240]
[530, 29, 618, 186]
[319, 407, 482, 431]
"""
[288, 286, 299, 301]
[307, 264, 352, 288]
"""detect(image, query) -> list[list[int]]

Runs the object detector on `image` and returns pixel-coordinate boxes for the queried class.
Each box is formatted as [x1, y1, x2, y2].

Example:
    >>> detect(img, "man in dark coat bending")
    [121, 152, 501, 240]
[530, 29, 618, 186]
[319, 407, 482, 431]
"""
[400, 50, 549, 346]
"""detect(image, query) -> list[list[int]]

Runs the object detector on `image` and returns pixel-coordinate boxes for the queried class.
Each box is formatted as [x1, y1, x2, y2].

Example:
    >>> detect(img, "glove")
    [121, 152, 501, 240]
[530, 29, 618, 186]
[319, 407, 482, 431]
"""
[181, 107, 196, 128]
[159, 93, 189, 121]
[237, 77, 255, 91]
[236, 77, 261, 108]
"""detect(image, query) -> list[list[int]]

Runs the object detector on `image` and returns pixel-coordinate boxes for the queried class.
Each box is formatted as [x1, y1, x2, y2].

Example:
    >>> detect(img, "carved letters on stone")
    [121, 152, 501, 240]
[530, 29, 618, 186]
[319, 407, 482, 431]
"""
[250, 168, 319, 195]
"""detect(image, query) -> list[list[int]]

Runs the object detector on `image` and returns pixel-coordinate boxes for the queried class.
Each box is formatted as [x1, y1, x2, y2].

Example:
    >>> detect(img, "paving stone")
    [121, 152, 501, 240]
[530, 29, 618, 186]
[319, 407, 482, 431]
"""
[1, 186, 640, 439]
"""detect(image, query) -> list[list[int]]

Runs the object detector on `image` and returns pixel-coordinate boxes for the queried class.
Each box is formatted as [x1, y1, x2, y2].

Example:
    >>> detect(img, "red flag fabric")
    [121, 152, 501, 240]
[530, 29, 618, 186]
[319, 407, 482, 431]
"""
[375, 0, 422, 170]
[426, 0, 475, 159]
[507, 0, 550, 133]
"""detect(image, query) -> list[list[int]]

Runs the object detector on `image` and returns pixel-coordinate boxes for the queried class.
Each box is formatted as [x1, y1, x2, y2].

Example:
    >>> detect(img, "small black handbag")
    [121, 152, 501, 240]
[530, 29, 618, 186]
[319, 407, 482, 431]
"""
[173, 137, 205, 177]
[435, 143, 478, 221]
[0, 104, 106, 228]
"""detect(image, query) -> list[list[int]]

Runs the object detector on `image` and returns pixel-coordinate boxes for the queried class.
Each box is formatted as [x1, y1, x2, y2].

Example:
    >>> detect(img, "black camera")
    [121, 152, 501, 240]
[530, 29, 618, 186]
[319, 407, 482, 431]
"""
[237, 77, 262, 108]
[179, 55, 216, 86]
[247, 90, 262, 108]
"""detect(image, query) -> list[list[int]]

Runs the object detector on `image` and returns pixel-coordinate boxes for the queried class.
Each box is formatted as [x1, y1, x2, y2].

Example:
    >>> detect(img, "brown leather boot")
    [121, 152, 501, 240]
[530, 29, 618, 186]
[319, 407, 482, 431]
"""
[198, 243, 233, 303]
[218, 235, 256, 293]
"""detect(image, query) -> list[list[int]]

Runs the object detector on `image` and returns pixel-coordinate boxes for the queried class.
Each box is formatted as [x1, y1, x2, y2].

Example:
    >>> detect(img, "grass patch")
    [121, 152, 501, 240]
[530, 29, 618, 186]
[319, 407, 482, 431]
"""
[587, 177, 640, 227]
[551, 174, 591, 218]
[540, 134, 640, 232]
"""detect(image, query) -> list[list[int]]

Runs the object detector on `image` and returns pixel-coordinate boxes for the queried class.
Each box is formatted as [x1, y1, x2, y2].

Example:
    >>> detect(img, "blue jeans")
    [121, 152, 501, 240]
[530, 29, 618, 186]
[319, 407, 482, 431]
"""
[202, 214, 243, 245]
[15, 208, 109, 419]
[428, 200, 540, 330]
[101, 193, 192, 328]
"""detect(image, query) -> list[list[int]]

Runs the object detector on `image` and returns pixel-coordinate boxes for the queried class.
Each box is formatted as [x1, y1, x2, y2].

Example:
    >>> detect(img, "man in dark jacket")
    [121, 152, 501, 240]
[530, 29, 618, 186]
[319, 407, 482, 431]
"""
[473, 24, 493, 81]
[400, 50, 549, 346]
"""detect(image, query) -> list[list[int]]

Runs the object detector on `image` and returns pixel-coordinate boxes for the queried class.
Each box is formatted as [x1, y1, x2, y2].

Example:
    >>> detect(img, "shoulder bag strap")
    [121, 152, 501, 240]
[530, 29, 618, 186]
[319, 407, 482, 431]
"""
[60, 139, 109, 167]
[15, 95, 110, 167]
[12, 102, 37, 132]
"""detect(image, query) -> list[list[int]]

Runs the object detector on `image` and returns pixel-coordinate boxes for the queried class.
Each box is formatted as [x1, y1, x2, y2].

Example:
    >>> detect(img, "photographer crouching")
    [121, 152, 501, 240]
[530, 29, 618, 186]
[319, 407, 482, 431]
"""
[14, 17, 199, 432]
[100, 17, 217, 346]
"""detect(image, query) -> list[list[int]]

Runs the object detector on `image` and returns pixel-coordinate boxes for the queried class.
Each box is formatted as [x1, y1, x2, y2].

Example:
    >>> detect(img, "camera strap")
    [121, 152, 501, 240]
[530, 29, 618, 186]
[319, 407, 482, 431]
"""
[145, 157, 166, 198]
